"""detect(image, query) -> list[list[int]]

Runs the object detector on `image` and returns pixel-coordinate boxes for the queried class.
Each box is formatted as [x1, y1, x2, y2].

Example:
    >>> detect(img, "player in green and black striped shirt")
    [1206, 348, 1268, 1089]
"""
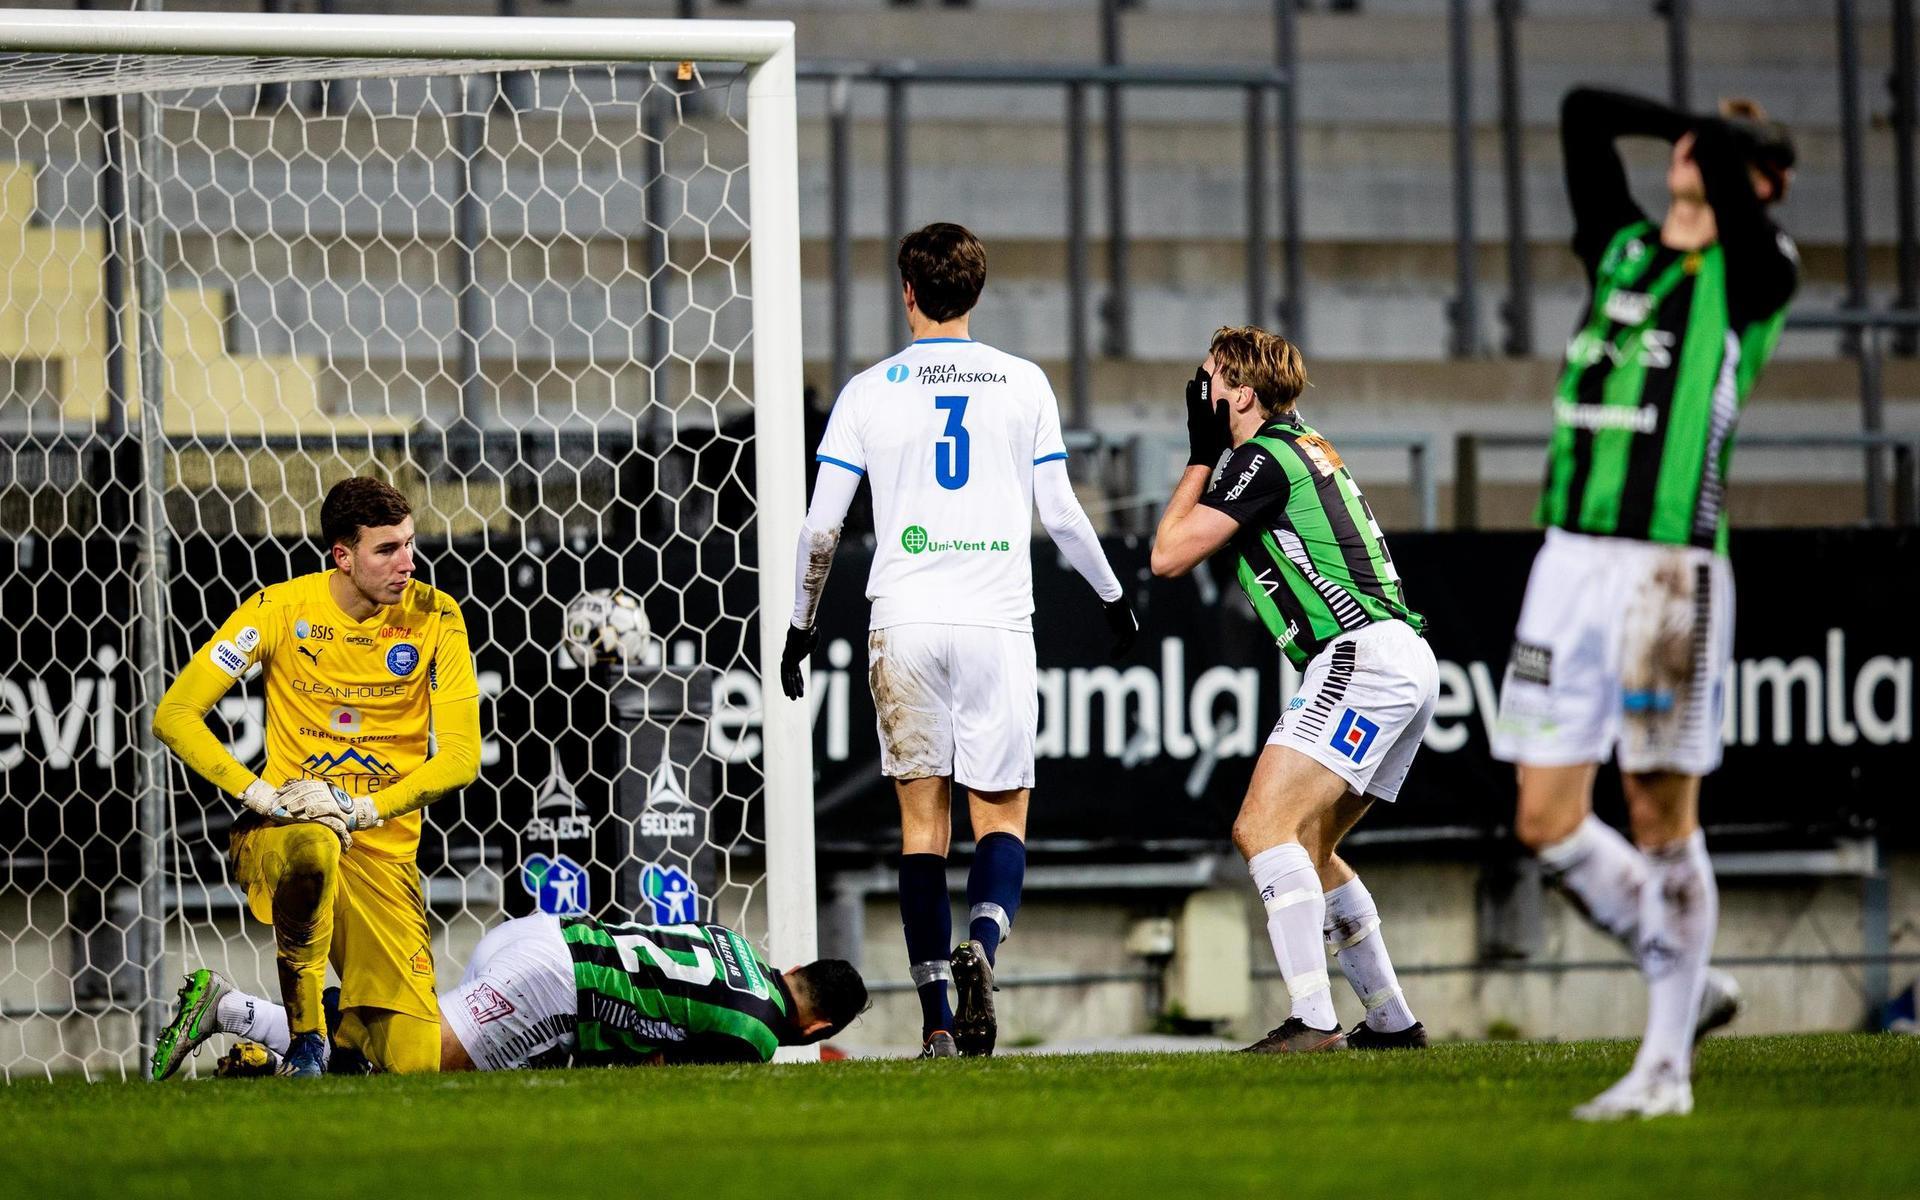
[1492, 88, 1798, 1122]
[1153, 326, 1438, 1056]
[155, 913, 867, 1074]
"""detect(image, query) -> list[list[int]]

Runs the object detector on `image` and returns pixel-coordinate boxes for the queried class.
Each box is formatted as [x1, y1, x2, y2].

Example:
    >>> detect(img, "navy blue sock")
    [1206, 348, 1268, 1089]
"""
[898, 853, 953, 1037]
[966, 831, 1026, 965]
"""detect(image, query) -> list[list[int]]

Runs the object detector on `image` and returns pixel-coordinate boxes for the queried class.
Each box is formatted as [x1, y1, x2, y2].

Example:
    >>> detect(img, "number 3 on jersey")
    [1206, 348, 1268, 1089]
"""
[934, 395, 970, 489]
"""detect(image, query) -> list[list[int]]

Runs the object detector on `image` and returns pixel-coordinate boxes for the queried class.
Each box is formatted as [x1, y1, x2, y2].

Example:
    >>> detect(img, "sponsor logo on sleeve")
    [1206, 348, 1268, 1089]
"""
[885, 363, 909, 383]
[209, 640, 247, 678]
[706, 924, 772, 999]
[386, 642, 420, 677]
[234, 626, 261, 653]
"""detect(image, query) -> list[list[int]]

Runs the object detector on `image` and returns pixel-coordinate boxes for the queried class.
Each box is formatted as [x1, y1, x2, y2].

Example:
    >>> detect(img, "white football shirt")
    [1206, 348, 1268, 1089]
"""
[815, 337, 1070, 632]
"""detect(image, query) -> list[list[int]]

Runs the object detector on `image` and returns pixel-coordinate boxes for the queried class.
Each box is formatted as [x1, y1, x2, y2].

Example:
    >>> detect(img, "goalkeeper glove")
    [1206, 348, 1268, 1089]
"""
[239, 779, 280, 819]
[780, 623, 819, 701]
[1102, 596, 1139, 660]
[1184, 364, 1229, 468]
[272, 779, 382, 833]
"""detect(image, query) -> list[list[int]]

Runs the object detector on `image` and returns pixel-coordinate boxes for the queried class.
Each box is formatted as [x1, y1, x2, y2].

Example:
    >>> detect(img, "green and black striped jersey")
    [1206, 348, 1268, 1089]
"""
[1198, 412, 1424, 668]
[1541, 88, 1799, 553]
[561, 917, 796, 1066]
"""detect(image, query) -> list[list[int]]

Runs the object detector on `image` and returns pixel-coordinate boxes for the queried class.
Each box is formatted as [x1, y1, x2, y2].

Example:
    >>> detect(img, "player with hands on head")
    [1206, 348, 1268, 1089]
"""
[783, 222, 1134, 1058]
[1153, 326, 1435, 1056]
[1492, 87, 1799, 1122]
[150, 476, 481, 1079]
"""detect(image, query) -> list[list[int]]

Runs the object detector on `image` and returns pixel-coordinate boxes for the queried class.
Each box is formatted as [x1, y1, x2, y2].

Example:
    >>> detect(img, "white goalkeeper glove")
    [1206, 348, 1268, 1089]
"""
[272, 779, 383, 833]
[239, 779, 281, 819]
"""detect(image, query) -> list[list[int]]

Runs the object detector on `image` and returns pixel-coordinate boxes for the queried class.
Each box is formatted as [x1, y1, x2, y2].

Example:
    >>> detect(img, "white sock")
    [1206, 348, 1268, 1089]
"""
[1631, 830, 1718, 1083]
[1537, 815, 1648, 949]
[1323, 876, 1416, 1033]
[216, 989, 292, 1054]
[1248, 843, 1336, 1030]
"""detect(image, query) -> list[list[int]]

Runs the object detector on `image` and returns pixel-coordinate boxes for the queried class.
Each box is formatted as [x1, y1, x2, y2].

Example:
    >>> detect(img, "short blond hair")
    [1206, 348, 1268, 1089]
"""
[1210, 325, 1308, 418]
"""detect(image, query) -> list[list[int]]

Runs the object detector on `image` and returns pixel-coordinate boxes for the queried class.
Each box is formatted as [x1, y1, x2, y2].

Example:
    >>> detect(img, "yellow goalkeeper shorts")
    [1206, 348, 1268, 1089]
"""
[234, 828, 439, 1022]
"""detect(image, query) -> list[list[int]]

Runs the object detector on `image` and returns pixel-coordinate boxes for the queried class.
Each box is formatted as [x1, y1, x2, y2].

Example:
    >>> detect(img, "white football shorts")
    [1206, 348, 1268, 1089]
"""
[1269, 618, 1438, 803]
[867, 622, 1038, 791]
[1491, 527, 1734, 776]
[440, 914, 578, 1071]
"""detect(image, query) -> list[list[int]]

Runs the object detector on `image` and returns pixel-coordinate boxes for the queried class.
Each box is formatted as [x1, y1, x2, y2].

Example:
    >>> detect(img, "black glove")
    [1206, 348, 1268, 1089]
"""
[780, 623, 819, 700]
[1102, 596, 1139, 660]
[1184, 364, 1228, 468]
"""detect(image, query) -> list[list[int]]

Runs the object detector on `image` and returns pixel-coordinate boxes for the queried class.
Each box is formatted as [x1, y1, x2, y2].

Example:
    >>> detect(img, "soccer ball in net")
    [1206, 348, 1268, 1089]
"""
[562, 588, 653, 667]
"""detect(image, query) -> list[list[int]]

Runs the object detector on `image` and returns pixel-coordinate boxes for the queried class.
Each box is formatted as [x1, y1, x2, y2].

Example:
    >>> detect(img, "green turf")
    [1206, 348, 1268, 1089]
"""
[7, 1034, 1916, 1199]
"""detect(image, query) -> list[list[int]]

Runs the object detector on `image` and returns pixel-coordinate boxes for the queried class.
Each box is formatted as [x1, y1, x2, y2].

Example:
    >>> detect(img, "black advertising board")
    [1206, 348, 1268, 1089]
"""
[2, 528, 1913, 892]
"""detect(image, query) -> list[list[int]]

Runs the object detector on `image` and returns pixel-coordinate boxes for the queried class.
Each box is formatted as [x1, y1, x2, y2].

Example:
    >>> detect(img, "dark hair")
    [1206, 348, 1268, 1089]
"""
[788, 959, 869, 1043]
[320, 476, 412, 550]
[897, 222, 986, 322]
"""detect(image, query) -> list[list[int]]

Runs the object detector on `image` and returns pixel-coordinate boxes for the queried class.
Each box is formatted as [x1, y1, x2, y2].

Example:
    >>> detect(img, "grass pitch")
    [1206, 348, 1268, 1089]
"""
[8, 1034, 1915, 1200]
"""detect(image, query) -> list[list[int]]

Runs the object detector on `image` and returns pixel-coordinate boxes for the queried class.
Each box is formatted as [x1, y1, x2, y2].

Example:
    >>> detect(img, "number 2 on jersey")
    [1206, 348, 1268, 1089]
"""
[933, 395, 970, 490]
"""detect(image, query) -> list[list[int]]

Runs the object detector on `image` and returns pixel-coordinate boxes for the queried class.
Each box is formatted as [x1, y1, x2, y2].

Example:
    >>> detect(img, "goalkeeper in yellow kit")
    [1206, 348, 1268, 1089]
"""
[149, 476, 481, 1077]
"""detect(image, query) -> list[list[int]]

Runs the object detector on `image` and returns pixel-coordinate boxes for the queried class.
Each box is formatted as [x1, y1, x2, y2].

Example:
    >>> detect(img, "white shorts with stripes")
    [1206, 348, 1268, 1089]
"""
[1268, 619, 1438, 802]
[440, 915, 578, 1071]
[1491, 528, 1734, 776]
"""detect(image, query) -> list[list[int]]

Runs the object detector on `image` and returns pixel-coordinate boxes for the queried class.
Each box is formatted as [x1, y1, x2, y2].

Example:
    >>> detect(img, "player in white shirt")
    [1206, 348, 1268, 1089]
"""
[783, 223, 1137, 1058]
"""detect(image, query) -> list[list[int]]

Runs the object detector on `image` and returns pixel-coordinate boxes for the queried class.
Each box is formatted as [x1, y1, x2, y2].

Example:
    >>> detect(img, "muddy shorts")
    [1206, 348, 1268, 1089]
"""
[1492, 528, 1734, 776]
[866, 622, 1037, 791]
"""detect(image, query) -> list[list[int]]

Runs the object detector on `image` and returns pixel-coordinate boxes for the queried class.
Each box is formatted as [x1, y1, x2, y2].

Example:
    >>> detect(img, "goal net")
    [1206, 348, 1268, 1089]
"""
[0, 12, 813, 1079]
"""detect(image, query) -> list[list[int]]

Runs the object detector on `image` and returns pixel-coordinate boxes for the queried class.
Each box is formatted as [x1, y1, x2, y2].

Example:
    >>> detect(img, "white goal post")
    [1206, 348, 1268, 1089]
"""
[0, 9, 815, 1076]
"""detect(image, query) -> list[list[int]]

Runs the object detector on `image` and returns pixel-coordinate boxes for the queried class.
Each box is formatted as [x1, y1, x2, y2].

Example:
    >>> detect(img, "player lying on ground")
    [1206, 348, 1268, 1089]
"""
[151, 477, 482, 1077]
[781, 222, 1137, 1059]
[153, 913, 868, 1076]
[1491, 87, 1797, 1121]
[1152, 326, 1434, 1054]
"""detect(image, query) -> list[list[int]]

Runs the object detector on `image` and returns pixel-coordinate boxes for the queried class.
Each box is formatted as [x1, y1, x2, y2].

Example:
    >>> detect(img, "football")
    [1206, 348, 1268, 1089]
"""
[561, 588, 652, 667]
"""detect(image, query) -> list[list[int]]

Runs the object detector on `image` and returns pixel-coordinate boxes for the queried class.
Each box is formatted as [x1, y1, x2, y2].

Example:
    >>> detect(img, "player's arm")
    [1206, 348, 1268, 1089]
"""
[782, 390, 866, 700]
[1150, 466, 1240, 579]
[1691, 118, 1799, 323]
[151, 595, 281, 818]
[1560, 87, 1682, 272]
[1030, 371, 1137, 655]
[1153, 434, 1287, 580]
[1033, 461, 1137, 657]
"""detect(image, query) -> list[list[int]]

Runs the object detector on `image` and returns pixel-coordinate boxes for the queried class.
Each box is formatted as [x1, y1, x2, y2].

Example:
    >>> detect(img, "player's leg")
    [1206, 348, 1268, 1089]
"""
[947, 626, 1039, 1056]
[1235, 746, 1351, 1051]
[331, 846, 441, 1073]
[150, 966, 290, 1080]
[1497, 532, 1651, 957]
[1314, 623, 1435, 1047]
[437, 915, 578, 1071]
[870, 624, 960, 1056]
[230, 821, 343, 1077]
[949, 785, 1028, 1058]
[896, 775, 956, 1054]
[1575, 547, 1732, 1121]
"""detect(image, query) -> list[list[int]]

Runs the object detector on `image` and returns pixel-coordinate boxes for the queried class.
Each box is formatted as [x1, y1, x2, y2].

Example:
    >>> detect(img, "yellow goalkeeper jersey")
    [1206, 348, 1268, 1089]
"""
[164, 572, 479, 860]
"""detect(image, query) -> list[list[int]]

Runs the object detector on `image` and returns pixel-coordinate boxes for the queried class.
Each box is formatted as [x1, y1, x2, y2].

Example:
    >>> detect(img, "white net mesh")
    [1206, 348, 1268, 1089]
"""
[0, 53, 784, 1079]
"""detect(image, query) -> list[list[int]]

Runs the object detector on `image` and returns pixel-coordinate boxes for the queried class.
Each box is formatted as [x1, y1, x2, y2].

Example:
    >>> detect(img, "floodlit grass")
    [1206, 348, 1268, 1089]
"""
[8, 1034, 1916, 1199]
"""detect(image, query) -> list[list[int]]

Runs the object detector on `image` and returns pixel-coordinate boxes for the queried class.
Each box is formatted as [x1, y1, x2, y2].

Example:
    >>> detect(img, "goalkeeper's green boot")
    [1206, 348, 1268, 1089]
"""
[150, 968, 234, 1081]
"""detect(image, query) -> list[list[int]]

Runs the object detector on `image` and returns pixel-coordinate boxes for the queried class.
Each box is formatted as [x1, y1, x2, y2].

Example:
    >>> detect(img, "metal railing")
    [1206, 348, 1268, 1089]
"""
[797, 60, 1302, 425]
[1456, 0, 1919, 367]
[1452, 427, 1920, 531]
